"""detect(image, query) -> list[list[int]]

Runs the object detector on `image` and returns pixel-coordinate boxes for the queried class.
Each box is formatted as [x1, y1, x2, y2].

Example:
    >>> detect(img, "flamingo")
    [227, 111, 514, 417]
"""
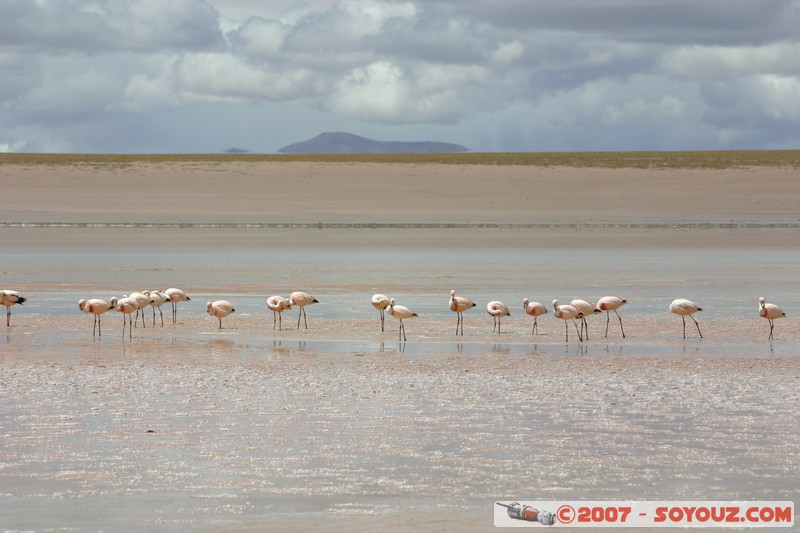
[486, 300, 510, 333]
[1, 290, 26, 327]
[145, 290, 169, 327]
[266, 295, 291, 330]
[449, 289, 476, 335]
[669, 298, 703, 339]
[127, 291, 152, 328]
[570, 299, 601, 340]
[372, 293, 391, 332]
[165, 288, 191, 324]
[758, 297, 786, 341]
[553, 299, 583, 342]
[388, 298, 417, 341]
[523, 298, 548, 335]
[78, 298, 115, 337]
[207, 300, 235, 329]
[289, 291, 318, 329]
[597, 296, 628, 338]
[115, 296, 139, 339]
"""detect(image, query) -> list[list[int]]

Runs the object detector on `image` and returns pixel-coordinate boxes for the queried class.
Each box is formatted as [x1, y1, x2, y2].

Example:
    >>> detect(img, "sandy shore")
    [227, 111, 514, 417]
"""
[3, 160, 800, 252]
[2, 159, 799, 531]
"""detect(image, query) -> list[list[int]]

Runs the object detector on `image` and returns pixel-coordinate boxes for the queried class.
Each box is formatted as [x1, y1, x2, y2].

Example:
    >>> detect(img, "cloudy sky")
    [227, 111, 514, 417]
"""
[2, 0, 800, 153]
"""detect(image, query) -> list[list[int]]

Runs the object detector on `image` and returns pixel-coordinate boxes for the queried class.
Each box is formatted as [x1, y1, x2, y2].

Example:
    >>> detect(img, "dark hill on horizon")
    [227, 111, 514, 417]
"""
[278, 132, 469, 154]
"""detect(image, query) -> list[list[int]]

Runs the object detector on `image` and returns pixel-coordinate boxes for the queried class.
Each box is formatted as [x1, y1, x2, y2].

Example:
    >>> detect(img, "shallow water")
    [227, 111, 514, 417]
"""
[1, 239, 799, 531]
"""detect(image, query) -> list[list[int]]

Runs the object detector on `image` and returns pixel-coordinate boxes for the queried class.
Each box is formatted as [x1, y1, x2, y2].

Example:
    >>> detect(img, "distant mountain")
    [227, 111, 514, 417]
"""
[278, 132, 469, 154]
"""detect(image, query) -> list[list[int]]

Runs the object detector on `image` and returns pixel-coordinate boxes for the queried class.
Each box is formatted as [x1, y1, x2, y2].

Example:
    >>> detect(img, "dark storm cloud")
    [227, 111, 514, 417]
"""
[0, 0, 226, 52]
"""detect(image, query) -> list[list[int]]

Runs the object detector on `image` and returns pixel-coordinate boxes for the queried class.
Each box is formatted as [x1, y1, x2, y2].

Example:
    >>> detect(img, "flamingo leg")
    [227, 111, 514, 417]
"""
[98, 315, 102, 337]
[573, 319, 583, 341]
[135, 308, 145, 328]
[218, 316, 223, 329]
[615, 310, 625, 338]
[159, 308, 164, 327]
[123, 314, 131, 340]
[690, 315, 702, 338]
[768, 319, 774, 340]
[6, 307, 10, 327]
[605, 311, 610, 337]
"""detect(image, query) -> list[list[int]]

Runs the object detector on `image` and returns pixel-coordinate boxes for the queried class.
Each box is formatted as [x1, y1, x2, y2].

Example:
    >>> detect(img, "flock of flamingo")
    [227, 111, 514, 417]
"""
[0, 288, 789, 342]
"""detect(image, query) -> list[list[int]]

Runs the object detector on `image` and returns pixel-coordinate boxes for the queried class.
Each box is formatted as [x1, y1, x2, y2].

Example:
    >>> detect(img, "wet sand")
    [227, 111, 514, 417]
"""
[1, 160, 800, 531]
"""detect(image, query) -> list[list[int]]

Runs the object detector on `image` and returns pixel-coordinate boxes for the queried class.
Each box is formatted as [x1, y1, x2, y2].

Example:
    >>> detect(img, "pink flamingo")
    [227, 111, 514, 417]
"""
[266, 295, 291, 330]
[115, 296, 139, 339]
[79, 298, 115, 337]
[289, 291, 318, 329]
[486, 300, 510, 333]
[165, 288, 191, 324]
[388, 298, 417, 341]
[669, 298, 703, 338]
[553, 299, 583, 342]
[1, 290, 26, 326]
[522, 298, 548, 335]
[372, 293, 391, 332]
[570, 299, 601, 340]
[597, 296, 628, 338]
[145, 290, 169, 326]
[207, 300, 235, 329]
[758, 297, 786, 341]
[449, 289, 476, 335]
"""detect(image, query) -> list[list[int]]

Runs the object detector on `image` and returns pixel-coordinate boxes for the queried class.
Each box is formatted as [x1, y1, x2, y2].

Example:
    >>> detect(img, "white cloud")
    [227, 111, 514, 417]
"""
[336, 0, 417, 38]
[328, 61, 410, 121]
[177, 53, 316, 103]
[230, 17, 289, 57]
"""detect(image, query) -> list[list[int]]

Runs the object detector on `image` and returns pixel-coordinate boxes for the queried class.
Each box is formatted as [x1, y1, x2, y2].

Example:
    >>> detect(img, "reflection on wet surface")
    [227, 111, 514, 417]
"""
[1, 245, 799, 531]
